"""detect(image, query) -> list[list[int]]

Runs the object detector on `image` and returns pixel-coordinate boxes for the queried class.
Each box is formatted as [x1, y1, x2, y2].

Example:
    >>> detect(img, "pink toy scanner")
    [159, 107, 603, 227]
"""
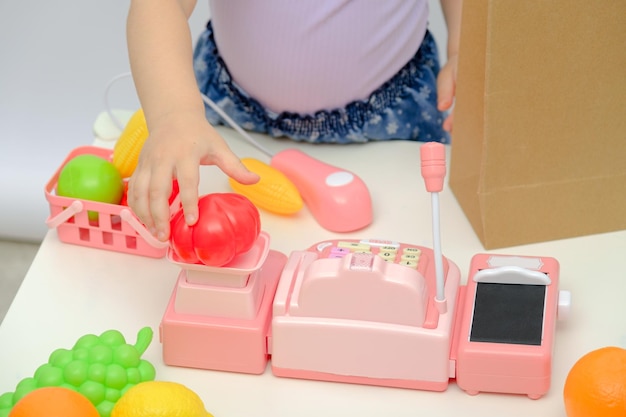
[271, 148, 373, 233]
[199, 92, 373, 233]
[159, 143, 571, 398]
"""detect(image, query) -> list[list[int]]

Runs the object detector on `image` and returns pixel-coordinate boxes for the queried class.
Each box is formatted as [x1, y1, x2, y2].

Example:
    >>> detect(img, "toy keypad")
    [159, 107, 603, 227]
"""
[315, 239, 425, 269]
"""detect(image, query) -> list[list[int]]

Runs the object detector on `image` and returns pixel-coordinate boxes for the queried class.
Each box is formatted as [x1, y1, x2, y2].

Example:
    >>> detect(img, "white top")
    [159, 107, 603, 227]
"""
[210, 0, 428, 114]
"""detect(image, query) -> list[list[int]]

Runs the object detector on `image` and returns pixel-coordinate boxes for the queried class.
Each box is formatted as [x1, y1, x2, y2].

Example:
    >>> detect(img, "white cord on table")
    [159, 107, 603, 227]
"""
[102, 71, 273, 157]
[103, 71, 134, 131]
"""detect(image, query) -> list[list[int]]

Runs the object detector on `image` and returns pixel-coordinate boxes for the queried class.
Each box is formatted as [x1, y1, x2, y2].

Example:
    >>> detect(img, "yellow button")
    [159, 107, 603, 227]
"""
[378, 251, 397, 261]
[380, 245, 398, 253]
[338, 241, 371, 252]
[398, 260, 418, 269]
[401, 254, 420, 262]
[403, 247, 422, 256]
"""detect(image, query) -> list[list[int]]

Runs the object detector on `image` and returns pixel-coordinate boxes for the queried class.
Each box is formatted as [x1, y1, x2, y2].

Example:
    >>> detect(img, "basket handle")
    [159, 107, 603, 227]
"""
[46, 200, 84, 229]
[119, 208, 169, 249]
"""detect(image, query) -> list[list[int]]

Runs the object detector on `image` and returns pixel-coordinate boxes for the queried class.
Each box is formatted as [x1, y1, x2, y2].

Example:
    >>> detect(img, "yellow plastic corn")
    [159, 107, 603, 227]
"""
[113, 108, 148, 178]
[229, 158, 303, 215]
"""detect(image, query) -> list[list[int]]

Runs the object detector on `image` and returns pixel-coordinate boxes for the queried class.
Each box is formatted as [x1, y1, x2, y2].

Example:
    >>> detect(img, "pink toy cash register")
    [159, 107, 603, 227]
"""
[159, 143, 571, 398]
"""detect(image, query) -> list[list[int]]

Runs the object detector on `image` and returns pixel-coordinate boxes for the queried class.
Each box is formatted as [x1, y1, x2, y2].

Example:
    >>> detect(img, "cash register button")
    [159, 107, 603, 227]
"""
[350, 253, 375, 271]
[338, 241, 370, 252]
[378, 251, 397, 261]
[403, 247, 422, 256]
[398, 260, 419, 269]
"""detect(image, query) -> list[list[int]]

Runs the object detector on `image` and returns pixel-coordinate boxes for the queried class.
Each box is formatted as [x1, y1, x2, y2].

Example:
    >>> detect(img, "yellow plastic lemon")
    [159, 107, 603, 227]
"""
[111, 381, 213, 417]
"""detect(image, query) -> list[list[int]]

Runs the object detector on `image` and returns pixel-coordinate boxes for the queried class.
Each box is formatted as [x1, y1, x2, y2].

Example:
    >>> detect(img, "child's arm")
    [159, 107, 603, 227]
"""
[126, 0, 258, 241]
[437, 0, 463, 132]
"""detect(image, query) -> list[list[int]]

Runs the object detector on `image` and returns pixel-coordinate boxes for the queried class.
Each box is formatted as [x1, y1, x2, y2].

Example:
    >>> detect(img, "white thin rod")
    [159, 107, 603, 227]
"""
[431, 192, 445, 302]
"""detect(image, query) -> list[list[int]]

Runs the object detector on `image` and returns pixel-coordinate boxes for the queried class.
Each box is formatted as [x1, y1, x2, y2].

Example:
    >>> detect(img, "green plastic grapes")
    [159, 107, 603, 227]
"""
[0, 327, 156, 417]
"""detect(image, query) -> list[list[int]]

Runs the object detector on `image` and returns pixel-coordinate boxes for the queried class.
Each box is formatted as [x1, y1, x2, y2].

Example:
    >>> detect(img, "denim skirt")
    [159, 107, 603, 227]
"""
[193, 21, 449, 144]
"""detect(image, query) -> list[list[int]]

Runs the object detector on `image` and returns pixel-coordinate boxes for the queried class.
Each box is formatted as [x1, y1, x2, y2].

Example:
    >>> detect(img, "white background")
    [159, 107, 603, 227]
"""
[0, 1, 448, 242]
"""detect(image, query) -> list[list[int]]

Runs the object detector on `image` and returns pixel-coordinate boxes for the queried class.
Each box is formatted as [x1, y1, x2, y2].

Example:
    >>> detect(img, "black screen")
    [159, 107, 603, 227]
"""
[469, 283, 546, 346]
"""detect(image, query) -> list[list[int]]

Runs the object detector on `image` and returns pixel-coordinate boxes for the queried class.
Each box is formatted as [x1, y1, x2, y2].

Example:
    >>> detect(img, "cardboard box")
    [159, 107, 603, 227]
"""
[449, 0, 626, 249]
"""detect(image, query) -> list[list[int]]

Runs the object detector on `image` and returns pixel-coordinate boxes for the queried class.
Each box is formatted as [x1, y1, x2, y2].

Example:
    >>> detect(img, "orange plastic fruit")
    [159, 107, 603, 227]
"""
[9, 386, 99, 417]
[563, 346, 626, 417]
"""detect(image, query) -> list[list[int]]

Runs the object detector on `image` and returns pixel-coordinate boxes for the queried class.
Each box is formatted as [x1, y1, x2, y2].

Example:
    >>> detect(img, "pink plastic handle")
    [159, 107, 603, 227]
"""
[120, 208, 169, 249]
[46, 200, 84, 229]
[420, 142, 446, 193]
[119, 195, 179, 249]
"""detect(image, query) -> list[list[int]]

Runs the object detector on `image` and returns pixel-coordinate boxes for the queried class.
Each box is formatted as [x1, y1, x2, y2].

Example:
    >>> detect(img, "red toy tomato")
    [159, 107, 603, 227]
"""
[170, 193, 261, 266]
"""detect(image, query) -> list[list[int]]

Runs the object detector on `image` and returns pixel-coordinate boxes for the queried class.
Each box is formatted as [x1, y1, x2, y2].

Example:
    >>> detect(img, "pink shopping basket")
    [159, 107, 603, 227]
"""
[45, 146, 171, 258]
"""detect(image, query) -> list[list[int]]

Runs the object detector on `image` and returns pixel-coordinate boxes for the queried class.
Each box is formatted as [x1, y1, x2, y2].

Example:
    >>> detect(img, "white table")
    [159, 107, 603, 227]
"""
[1, 125, 625, 417]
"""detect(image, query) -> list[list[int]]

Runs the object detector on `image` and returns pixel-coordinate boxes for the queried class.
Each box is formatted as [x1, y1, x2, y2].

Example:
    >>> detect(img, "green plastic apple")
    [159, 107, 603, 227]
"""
[56, 154, 124, 221]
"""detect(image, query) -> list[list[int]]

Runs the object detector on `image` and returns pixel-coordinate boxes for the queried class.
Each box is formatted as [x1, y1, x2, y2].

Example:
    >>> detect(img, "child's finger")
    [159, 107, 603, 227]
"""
[149, 168, 177, 241]
[437, 65, 456, 112]
[174, 164, 200, 229]
[217, 151, 260, 187]
[128, 172, 155, 236]
[443, 111, 455, 133]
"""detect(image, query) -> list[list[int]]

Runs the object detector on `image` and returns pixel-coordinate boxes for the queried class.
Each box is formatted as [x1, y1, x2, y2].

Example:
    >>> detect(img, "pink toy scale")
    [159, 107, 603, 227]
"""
[160, 232, 287, 374]
[159, 143, 571, 398]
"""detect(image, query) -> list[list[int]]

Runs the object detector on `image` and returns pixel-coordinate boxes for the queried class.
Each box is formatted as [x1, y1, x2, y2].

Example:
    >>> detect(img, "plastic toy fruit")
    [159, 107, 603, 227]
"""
[8, 386, 99, 417]
[57, 154, 124, 204]
[563, 346, 626, 417]
[170, 193, 261, 266]
[112, 108, 148, 178]
[0, 327, 156, 417]
[56, 154, 124, 220]
[229, 158, 303, 215]
[111, 381, 213, 417]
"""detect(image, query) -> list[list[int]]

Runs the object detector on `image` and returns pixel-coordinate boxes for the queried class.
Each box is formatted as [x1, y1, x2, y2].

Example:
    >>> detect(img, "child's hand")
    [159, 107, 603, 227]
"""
[127, 110, 259, 242]
[436, 54, 458, 133]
